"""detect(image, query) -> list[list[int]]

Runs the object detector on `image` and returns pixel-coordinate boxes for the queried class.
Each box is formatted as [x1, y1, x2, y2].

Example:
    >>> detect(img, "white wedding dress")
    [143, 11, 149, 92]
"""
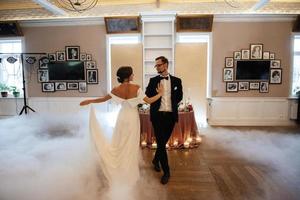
[89, 88, 144, 186]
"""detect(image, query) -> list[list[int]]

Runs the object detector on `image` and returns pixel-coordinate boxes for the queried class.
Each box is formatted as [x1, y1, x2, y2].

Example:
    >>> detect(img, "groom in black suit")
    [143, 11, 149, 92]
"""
[145, 56, 183, 184]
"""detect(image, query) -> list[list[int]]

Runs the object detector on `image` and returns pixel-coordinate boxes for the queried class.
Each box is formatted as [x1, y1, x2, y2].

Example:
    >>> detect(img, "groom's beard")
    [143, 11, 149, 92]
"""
[158, 69, 166, 74]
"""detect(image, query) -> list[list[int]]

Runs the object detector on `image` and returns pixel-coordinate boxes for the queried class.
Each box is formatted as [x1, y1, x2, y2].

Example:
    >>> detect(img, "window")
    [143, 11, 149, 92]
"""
[292, 35, 300, 96]
[0, 38, 23, 96]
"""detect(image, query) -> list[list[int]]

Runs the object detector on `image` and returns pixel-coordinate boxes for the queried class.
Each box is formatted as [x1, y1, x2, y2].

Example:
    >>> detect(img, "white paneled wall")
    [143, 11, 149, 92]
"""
[207, 97, 296, 126]
[0, 97, 108, 116]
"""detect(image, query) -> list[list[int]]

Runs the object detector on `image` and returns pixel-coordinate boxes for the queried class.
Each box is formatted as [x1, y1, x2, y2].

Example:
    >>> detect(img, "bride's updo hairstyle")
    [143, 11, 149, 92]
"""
[116, 66, 133, 83]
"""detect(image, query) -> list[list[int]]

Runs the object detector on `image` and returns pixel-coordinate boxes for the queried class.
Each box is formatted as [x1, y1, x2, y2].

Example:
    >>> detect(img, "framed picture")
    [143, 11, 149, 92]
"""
[37, 69, 49, 82]
[225, 57, 234, 68]
[270, 60, 281, 68]
[259, 82, 269, 93]
[80, 54, 86, 61]
[250, 44, 263, 59]
[55, 82, 67, 91]
[66, 46, 80, 61]
[234, 51, 241, 60]
[223, 68, 234, 81]
[238, 82, 249, 91]
[241, 49, 250, 60]
[226, 82, 238, 92]
[249, 82, 260, 90]
[176, 15, 214, 32]
[56, 51, 65, 61]
[90, 61, 96, 69]
[67, 82, 79, 90]
[42, 82, 55, 92]
[263, 51, 270, 60]
[270, 53, 275, 59]
[105, 16, 140, 34]
[48, 53, 56, 61]
[79, 82, 87, 93]
[39, 57, 49, 69]
[87, 69, 98, 84]
[270, 69, 282, 84]
[86, 54, 92, 61]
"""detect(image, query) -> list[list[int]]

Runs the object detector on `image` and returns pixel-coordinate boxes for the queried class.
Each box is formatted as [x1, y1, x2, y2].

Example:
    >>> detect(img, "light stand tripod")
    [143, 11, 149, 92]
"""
[19, 53, 46, 115]
[0, 52, 46, 115]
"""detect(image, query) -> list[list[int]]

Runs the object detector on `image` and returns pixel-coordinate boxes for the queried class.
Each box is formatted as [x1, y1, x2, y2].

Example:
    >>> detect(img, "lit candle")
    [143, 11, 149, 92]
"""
[196, 136, 202, 143]
[141, 141, 147, 147]
[184, 141, 189, 148]
[173, 140, 178, 146]
[152, 142, 157, 149]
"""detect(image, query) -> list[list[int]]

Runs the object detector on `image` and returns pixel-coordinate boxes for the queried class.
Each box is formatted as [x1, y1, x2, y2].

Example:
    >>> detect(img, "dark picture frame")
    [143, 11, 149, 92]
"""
[67, 82, 79, 90]
[226, 82, 238, 92]
[223, 68, 234, 81]
[80, 53, 86, 61]
[250, 44, 263, 59]
[238, 82, 249, 91]
[79, 82, 87, 93]
[55, 82, 67, 91]
[37, 69, 49, 83]
[87, 69, 98, 84]
[66, 46, 80, 61]
[249, 82, 260, 90]
[234, 51, 241, 60]
[48, 53, 56, 61]
[241, 49, 250, 60]
[42, 82, 55, 92]
[104, 16, 140, 34]
[270, 60, 281, 68]
[176, 15, 213, 32]
[259, 82, 269, 93]
[270, 69, 282, 84]
[56, 51, 66, 61]
[263, 51, 270, 60]
[225, 57, 234, 68]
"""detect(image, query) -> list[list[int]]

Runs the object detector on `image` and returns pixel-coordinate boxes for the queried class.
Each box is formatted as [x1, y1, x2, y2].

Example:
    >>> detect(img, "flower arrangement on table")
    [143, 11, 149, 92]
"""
[138, 103, 150, 113]
[178, 101, 193, 112]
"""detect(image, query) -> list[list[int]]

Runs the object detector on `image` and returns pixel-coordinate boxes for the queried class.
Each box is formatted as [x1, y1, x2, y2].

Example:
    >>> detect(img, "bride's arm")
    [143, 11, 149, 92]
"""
[143, 83, 164, 104]
[80, 94, 112, 106]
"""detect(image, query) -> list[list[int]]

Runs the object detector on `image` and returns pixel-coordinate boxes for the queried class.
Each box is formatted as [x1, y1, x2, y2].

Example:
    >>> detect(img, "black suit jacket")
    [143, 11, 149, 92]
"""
[145, 75, 183, 122]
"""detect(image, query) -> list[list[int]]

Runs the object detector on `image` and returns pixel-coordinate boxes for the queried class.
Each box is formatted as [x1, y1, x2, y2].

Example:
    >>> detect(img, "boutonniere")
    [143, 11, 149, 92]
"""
[174, 86, 178, 90]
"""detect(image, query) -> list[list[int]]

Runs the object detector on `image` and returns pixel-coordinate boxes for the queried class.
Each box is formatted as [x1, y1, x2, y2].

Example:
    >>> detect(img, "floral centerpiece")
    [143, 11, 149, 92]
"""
[138, 103, 150, 113]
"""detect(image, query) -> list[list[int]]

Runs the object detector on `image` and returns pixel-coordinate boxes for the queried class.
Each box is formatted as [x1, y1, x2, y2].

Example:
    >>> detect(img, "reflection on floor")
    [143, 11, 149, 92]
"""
[138, 126, 300, 200]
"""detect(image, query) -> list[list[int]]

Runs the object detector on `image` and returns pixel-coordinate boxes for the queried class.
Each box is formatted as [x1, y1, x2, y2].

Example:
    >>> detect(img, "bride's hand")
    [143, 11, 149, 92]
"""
[80, 100, 90, 106]
[156, 83, 164, 96]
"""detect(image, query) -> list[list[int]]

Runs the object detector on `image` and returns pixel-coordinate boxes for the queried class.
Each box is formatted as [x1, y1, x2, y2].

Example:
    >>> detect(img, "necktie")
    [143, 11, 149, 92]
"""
[160, 76, 169, 80]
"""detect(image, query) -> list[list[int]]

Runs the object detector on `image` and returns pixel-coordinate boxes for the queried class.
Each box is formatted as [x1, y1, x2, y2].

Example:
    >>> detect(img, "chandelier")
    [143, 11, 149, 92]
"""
[55, 0, 98, 12]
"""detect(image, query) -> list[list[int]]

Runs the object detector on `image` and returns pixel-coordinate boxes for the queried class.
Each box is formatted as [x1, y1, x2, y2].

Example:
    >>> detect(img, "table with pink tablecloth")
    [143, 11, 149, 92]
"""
[139, 111, 199, 148]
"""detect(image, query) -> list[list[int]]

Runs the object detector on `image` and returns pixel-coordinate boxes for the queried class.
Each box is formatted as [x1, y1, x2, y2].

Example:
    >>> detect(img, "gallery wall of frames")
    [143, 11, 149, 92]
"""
[223, 43, 282, 93]
[33, 46, 98, 93]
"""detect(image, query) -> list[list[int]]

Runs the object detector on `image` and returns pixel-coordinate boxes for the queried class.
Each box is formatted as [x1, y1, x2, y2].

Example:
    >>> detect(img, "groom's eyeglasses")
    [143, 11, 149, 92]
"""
[154, 63, 164, 68]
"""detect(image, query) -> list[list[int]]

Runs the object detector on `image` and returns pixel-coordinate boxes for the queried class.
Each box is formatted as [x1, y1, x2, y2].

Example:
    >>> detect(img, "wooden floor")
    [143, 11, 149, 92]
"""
[136, 127, 300, 200]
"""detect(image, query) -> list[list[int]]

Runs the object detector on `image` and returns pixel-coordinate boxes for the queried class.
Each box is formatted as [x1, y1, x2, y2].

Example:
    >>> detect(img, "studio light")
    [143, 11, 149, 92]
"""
[55, 0, 98, 12]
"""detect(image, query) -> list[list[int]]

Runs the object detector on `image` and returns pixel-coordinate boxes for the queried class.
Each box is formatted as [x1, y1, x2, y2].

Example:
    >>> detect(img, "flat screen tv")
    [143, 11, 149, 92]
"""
[236, 60, 270, 80]
[48, 61, 85, 81]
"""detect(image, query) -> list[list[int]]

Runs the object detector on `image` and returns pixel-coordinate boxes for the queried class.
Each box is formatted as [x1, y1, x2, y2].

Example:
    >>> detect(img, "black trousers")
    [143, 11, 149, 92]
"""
[152, 112, 175, 175]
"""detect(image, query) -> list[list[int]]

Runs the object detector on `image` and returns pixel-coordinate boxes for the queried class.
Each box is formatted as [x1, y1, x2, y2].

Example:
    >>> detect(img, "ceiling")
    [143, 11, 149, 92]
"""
[0, 0, 299, 22]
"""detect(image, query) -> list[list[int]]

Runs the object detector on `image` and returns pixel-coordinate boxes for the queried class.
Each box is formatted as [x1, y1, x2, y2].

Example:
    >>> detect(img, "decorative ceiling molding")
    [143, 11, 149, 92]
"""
[0, 1, 299, 21]
[32, 0, 68, 15]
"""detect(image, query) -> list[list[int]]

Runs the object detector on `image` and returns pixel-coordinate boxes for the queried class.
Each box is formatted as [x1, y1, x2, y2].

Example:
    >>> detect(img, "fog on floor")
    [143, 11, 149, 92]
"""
[0, 108, 300, 200]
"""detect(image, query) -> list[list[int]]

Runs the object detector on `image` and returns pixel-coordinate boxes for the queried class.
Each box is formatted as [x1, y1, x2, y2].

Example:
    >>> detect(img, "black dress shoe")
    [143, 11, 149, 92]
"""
[152, 160, 161, 172]
[160, 173, 170, 185]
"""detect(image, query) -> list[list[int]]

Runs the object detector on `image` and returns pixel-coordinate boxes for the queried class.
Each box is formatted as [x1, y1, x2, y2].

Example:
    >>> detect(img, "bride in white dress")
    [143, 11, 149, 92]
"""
[80, 66, 163, 186]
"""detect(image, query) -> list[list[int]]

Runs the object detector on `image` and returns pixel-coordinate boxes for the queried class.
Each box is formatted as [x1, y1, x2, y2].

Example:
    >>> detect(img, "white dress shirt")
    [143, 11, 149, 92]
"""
[159, 75, 172, 112]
